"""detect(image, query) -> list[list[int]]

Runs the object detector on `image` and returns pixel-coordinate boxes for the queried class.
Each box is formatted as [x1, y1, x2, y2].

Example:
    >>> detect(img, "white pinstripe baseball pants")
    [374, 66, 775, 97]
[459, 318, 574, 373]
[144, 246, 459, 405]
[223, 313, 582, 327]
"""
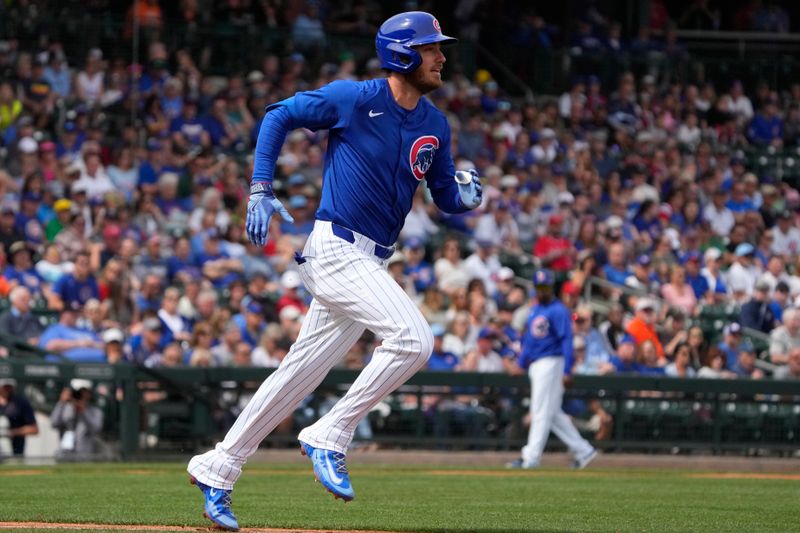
[188, 220, 433, 489]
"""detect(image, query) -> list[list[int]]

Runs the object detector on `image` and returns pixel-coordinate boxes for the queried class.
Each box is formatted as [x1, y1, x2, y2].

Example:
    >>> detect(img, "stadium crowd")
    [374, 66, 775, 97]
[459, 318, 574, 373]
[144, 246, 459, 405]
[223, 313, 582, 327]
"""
[0, 0, 799, 412]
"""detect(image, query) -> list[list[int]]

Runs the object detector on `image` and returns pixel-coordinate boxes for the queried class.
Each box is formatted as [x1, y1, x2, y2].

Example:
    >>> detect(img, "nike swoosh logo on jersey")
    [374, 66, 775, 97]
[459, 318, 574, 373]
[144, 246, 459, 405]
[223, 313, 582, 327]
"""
[324, 453, 344, 484]
[368, 110, 384, 118]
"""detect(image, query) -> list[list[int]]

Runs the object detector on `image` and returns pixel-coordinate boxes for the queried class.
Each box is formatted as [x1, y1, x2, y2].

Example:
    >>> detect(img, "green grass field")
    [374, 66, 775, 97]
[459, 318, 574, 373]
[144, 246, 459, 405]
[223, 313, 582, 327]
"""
[0, 462, 798, 532]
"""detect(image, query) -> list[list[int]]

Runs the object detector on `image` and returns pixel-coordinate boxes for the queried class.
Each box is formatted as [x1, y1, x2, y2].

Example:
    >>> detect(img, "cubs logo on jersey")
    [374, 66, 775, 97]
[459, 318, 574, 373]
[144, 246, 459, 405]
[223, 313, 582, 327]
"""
[530, 315, 550, 338]
[409, 135, 439, 180]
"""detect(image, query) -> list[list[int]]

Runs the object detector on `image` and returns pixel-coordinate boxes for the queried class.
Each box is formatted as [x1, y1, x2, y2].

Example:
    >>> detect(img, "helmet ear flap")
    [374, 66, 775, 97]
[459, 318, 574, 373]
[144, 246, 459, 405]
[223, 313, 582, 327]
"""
[384, 42, 421, 73]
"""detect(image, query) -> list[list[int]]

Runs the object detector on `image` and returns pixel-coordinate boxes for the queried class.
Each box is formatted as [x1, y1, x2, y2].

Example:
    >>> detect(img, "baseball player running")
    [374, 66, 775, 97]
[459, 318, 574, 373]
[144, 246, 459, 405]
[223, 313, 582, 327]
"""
[509, 270, 597, 470]
[187, 12, 483, 531]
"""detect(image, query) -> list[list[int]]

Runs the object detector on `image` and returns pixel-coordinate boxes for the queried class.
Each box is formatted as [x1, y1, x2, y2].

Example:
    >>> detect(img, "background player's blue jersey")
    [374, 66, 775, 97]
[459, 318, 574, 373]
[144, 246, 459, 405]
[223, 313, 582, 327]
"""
[518, 300, 574, 373]
[265, 78, 465, 246]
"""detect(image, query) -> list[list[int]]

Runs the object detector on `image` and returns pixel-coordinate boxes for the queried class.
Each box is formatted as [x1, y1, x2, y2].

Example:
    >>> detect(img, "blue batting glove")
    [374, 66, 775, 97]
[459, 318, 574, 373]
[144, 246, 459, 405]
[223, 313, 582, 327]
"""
[246, 184, 294, 247]
[455, 169, 483, 209]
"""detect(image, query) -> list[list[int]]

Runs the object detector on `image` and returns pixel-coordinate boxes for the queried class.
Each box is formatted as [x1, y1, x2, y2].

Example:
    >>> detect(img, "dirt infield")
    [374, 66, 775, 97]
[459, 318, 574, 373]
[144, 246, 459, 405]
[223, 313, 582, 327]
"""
[0, 522, 399, 533]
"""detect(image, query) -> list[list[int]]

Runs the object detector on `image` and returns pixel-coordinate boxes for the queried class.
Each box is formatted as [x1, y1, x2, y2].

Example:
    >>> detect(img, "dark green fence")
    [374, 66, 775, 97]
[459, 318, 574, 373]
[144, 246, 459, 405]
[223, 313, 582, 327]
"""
[1, 359, 798, 459]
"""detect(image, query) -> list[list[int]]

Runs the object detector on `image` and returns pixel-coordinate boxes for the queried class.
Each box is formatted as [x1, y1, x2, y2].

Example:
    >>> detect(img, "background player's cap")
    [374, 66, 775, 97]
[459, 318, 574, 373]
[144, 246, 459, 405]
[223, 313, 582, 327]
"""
[376, 11, 457, 74]
[532, 270, 554, 287]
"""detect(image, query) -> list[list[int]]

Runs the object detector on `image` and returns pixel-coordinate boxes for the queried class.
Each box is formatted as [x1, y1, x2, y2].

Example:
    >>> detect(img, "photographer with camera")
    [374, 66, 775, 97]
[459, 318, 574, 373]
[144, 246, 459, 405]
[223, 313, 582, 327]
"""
[50, 379, 104, 460]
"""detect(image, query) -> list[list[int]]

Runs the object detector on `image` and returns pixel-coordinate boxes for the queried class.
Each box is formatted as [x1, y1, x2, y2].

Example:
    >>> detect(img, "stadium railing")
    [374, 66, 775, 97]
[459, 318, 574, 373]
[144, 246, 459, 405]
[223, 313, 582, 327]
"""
[0, 358, 798, 460]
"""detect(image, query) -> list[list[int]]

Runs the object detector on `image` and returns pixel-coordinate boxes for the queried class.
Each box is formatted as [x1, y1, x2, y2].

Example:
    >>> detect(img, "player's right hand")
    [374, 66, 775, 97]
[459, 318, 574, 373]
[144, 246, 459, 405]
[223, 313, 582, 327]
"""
[455, 168, 483, 209]
[246, 191, 294, 247]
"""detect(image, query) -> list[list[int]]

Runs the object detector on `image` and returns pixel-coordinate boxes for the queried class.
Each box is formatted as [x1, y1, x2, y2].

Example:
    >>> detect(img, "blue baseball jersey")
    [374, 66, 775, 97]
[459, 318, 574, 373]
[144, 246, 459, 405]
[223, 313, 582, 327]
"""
[263, 78, 465, 246]
[518, 299, 574, 373]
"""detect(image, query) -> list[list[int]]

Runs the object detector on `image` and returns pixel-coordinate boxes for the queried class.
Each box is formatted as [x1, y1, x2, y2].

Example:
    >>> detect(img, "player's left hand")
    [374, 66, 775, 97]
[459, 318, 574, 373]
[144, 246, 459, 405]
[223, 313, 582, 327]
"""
[246, 190, 294, 247]
[562, 374, 574, 390]
[455, 168, 483, 209]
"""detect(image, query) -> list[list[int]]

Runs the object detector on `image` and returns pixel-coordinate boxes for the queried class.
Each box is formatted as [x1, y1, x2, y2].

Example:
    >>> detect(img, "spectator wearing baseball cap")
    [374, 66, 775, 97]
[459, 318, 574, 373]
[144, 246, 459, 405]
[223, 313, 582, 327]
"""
[4, 241, 44, 297]
[463, 327, 514, 373]
[768, 308, 800, 366]
[625, 298, 665, 361]
[427, 323, 459, 371]
[533, 213, 574, 273]
[739, 279, 776, 335]
[237, 301, 266, 348]
[727, 243, 759, 301]
[281, 195, 315, 240]
[45, 198, 73, 241]
[607, 334, 640, 374]
[682, 252, 710, 300]
[0, 205, 24, 256]
[276, 270, 305, 315]
[403, 237, 435, 294]
[717, 322, 743, 370]
[0, 377, 38, 457]
[128, 316, 166, 366]
[773, 210, 800, 257]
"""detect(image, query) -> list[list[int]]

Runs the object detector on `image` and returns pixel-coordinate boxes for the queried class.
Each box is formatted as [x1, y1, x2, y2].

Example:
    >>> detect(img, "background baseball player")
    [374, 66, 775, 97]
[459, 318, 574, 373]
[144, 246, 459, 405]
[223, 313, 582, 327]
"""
[510, 270, 597, 470]
[186, 11, 483, 531]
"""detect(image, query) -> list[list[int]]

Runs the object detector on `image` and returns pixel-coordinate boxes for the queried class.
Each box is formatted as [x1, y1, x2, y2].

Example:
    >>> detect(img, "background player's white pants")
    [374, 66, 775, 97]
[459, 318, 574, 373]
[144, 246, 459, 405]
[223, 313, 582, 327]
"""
[521, 357, 594, 467]
[188, 221, 433, 489]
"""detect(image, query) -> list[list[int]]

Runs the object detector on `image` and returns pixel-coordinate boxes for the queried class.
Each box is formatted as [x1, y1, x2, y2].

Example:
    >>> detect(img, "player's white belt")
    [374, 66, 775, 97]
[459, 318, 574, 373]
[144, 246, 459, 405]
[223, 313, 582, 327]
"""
[329, 222, 395, 260]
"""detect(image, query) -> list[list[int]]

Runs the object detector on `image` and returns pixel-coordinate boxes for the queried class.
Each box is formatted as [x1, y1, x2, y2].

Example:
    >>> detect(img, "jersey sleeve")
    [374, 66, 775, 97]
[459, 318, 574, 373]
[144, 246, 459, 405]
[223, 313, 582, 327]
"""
[426, 118, 471, 214]
[266, 79, 360, 132]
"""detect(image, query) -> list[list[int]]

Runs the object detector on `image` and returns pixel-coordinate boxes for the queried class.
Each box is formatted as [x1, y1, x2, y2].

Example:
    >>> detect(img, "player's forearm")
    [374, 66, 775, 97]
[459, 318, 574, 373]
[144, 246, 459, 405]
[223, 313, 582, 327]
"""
[251, 106, 293, 184]
[430, 184, 472, 214]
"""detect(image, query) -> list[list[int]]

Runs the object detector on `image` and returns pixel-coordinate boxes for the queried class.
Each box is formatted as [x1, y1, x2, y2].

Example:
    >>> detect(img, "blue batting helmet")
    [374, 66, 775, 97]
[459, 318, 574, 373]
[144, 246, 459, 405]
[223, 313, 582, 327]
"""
[532, 269, 555, 287]
[375, 11, 457, 74]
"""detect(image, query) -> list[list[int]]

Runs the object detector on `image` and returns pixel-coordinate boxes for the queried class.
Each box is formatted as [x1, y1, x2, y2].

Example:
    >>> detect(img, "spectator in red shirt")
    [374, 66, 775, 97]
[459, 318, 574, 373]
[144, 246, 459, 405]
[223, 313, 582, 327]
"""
[533, 214, 574, 273]
[276, 270, 305, 314]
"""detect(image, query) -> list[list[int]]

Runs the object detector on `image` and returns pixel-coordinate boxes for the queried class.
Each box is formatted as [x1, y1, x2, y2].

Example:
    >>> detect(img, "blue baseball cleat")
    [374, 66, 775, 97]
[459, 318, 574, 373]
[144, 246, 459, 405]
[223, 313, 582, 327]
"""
[572, 448, 598, 470]
[505, 458, 540, 469]
[190, 476, 239, 531]
[299, 440, 355, 502]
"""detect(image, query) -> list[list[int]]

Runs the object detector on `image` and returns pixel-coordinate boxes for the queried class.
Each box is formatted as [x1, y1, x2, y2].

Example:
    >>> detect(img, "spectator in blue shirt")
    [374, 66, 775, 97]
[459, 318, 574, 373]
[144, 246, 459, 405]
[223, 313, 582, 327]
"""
[15, 193, 45, 245]
[233, 301, 265, 347]
[138, 139, 166, 192]
[135, 273, 162, 314]
[770, 281, 791, 323]
[403, 237, 435, 294]
[725, 181, 756, 214]
[170, 98, 209, 149]
[38, 303, 105, 363]
[4, 241, 44, 297]
[428, 324, 459, 371]
[603, 242, 631, 286]
[43, 52, 71, 98]
[748, 98, 784, 147]
[731, 344, 765, 379]
[718, 322, 743, 370]
[608, 334, 641, 374]
[127, 317, 166, 365]
[52, 251, 99, 310]
[683, 252, 710, 300]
